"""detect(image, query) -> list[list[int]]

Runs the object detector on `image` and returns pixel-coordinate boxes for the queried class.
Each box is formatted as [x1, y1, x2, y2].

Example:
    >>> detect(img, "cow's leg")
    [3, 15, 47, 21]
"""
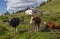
[34, 24, 37, 32]
[33, 24, 39, 32]
[35, 24, 39, 32]
[36, 25, 38, 32]
[34, 24, 39, 32]
[12, 27, 16, 35]
[35, 24, 38, 32]
[38, 25, 40, 32]
[30, 18, 37, 32]
[14, 28, 16, 35]
[14, 27, 17, 35]
[16, 28, 18, 33]
[35, 27, 36, 32]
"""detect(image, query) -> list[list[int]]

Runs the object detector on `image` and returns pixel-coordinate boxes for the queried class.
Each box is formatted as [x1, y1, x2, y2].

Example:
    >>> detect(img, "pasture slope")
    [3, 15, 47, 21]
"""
[39, 0, 60, 13]
[0, 0, 60, 39]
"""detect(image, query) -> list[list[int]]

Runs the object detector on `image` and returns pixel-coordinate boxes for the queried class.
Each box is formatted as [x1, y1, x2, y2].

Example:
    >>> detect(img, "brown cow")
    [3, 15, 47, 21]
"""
[44, 21, 60, 31]
[30, 16, 41, 32]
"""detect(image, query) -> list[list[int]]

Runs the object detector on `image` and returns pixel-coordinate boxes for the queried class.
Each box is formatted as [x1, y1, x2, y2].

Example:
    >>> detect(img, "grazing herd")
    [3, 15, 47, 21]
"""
[2, 15, 60, 35]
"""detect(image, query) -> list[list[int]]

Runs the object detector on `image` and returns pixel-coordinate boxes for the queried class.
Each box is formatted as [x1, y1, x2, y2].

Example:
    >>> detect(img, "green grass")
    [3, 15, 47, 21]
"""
[38, 0, 60, 12]
[0, 12, 60, 39]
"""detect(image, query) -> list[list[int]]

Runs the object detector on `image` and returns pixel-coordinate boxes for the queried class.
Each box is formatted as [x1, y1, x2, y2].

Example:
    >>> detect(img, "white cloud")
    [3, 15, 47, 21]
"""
[5, 0, 47, 12]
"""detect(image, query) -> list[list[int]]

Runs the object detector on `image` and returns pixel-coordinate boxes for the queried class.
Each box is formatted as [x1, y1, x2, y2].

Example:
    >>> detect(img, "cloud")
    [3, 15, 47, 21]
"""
[5, 0, 47, 12]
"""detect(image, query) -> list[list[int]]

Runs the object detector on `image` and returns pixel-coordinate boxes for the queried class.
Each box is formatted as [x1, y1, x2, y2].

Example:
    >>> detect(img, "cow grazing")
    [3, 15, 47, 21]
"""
[8, 17, 20, 35]
[30, 16, 41, 32]
[3, 17, 24, 35]
[9, 18, 20, 28]
[44, 21, 60, 31]
[9, 17, 25, 35]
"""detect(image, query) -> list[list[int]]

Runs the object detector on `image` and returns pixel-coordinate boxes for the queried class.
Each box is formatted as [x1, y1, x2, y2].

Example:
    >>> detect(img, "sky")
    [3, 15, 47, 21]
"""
[0, 0, 47, 15]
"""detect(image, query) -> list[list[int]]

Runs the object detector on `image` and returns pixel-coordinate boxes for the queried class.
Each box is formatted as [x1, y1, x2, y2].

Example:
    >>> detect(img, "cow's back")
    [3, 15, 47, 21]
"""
[33, 16, 41, 25]
[9, 18, 20, 28]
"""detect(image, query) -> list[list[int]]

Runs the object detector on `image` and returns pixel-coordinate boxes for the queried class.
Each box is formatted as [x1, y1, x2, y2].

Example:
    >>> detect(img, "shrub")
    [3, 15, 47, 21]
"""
[4, 11, 10, 15]
[40, 2, 46, 7]
[47, 0, 52, 3]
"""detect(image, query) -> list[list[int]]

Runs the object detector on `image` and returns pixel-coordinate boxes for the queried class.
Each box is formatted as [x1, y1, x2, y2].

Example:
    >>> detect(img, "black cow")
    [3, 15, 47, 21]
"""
[9, 17, 20, 28]
[2, 16, 24, 35]
[7, 17, 24, 35]
[8, 17, 20, 35]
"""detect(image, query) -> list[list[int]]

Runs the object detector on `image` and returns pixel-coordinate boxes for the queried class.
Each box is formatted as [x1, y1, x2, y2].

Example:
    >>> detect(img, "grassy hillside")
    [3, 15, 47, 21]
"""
[0, 12, 60, 39]
[0, 0, 60, 39]
[39, 0, 60, 13]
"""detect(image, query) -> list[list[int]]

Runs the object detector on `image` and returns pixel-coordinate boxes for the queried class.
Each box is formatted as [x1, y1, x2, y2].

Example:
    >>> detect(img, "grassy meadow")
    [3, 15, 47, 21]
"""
[0, 0, 60, 39]
[0, 12, 60, 39]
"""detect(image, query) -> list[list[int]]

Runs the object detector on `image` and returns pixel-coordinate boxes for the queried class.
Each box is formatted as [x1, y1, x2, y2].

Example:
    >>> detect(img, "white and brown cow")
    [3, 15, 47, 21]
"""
[30, 16, 41, 32]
